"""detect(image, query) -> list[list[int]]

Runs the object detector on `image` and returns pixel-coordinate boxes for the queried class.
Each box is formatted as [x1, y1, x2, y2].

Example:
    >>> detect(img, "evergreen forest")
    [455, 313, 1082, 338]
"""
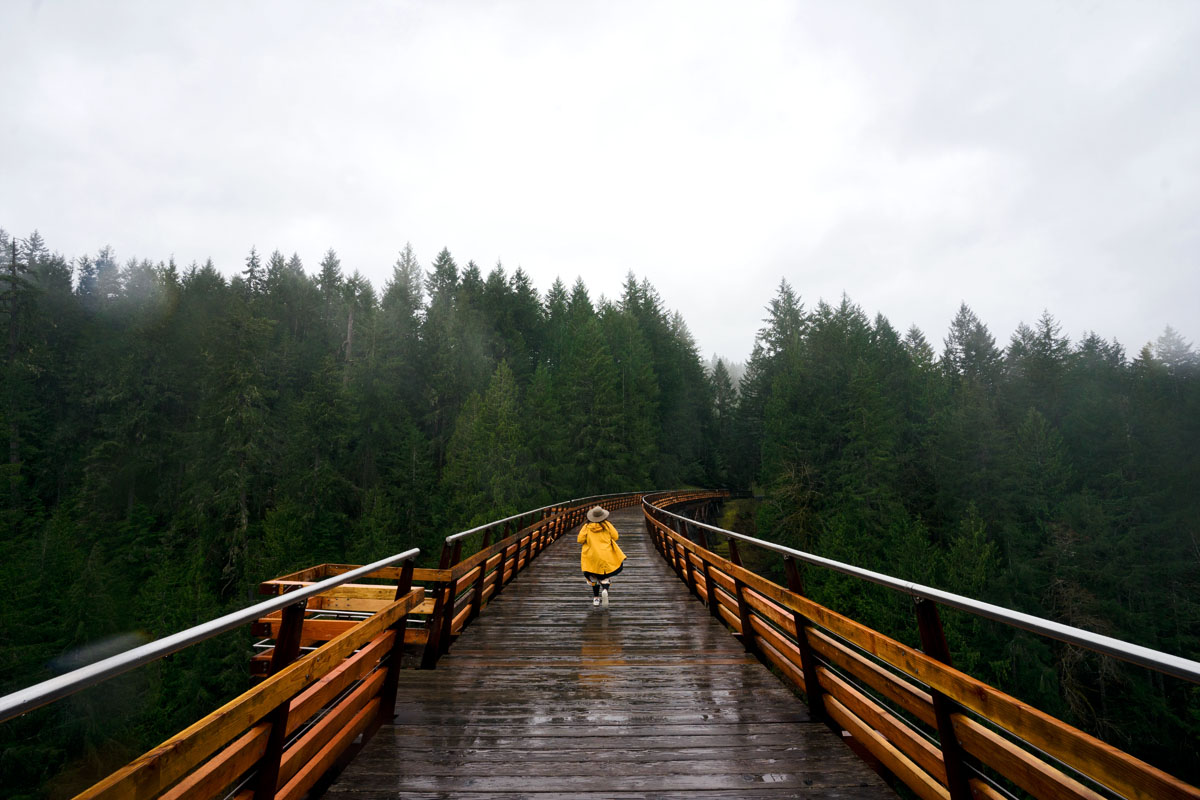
[1, 228, 1197, 795]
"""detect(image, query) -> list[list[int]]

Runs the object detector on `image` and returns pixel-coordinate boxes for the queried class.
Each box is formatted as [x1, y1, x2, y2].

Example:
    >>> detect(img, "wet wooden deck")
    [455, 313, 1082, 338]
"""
[324, 508, 894, 799]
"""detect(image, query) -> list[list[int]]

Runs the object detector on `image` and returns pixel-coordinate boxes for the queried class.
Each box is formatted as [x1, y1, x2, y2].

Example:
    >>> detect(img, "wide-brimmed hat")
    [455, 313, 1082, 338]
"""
[587, 506, 609, 523]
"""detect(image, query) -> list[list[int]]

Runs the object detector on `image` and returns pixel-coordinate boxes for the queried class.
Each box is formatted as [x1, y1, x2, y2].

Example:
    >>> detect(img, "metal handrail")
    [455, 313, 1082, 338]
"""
[645, 496, 1200, 685]
[0, 547, 421, 724]
[443, 490, 656, 543]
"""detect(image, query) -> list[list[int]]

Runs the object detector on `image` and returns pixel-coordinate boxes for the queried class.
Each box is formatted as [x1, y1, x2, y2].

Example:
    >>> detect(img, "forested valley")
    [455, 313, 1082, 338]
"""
[1, 228, 1197, 794]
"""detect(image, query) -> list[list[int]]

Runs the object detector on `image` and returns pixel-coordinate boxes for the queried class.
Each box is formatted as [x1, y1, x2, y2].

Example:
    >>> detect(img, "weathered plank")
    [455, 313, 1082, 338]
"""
[325, 508, 893, 799]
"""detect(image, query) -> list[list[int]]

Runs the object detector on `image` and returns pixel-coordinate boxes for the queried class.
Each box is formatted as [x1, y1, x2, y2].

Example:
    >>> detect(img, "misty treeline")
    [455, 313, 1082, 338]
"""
[0, 227, 1197, 791]
[0, 229, 717, 795]
[732, 282, 1199, 779]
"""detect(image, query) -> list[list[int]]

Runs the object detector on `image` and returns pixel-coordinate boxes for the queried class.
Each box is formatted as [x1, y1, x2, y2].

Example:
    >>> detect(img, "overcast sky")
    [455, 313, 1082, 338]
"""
[2, 1, 1197, 363]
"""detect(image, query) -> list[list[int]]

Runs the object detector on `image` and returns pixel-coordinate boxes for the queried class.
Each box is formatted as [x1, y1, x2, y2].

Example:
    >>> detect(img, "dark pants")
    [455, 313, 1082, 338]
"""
[584, 564, 624, 596]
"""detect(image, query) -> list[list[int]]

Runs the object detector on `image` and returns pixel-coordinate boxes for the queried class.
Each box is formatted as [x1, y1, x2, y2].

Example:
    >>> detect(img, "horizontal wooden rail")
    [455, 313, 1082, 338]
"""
[76, 586, 424, 800]
[413, 491, 662, 667]
[15, 489, 732, 799]
[259, 493, 678, 673]
[643, 493, 1200, 800]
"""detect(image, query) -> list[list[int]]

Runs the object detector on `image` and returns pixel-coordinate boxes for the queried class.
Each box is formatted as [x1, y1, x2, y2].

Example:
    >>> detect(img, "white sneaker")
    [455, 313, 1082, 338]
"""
[601, 588, 609, 608]
[593, 596, 600, 606]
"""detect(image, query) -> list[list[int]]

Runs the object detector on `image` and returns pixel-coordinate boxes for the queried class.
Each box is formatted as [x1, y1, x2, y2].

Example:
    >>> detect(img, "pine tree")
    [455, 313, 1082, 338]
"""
[943, 302, 1002, 391]
[242, 247, 263, 297]
[734, 280, 808, 487]
[0, 232, 38, 507]
[558, 307, 625, 494]
[442, 361, 533, 525]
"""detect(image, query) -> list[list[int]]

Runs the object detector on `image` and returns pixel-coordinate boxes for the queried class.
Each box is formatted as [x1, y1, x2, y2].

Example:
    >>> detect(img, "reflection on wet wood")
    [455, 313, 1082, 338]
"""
[325, 508, 893, 799]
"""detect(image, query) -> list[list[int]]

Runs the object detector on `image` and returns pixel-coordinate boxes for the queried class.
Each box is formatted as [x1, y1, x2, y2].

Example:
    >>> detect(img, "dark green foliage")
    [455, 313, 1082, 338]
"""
[0, 230, 716, 799]
[736, 291, 1200, 782]
[4, 221, 1196, 791]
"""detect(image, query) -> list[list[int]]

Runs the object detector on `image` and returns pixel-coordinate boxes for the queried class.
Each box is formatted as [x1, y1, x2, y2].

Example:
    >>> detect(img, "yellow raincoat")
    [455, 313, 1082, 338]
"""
[578, 520, 626, 575]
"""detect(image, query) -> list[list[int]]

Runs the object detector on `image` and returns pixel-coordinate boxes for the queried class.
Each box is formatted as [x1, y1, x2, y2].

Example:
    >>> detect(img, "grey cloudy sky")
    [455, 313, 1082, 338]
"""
[2, 1, 1197, 362]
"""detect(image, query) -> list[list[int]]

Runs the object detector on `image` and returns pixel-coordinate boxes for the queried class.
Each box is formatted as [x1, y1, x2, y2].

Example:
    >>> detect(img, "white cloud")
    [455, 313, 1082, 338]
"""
[2, 0, 1197, 359]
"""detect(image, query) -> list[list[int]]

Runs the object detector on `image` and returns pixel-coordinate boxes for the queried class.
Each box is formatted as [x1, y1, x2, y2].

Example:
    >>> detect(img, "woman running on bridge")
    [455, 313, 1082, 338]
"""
[579, 506, 626, 607]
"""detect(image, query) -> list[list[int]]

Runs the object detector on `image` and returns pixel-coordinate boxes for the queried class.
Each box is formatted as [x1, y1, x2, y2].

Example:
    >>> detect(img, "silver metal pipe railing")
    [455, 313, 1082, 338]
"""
[645, 495, 1200, 685]
[443, 490, 658, 544]
[0, 547, 421, 724]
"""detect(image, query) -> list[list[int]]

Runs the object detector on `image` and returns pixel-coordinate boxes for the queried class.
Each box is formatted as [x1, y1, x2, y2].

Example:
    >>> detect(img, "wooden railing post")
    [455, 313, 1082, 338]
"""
[783, 556, 827, 720]
[733, 577, 758, 655]
[437, 541, 454, 570]
[253, 599, 307, 800]
[701, 557, 719, 618]
[438, 579, 457, 656]
[501, 542, 516, 585]
[470, 552, 488, 622]
[377, 561, 415, 723]
[726, 537, 743, 567]
[915, 598, 973, 800]
[420, 582, 445, 669]
[682, 544, 698, 598]
[427, 540, 462, 662]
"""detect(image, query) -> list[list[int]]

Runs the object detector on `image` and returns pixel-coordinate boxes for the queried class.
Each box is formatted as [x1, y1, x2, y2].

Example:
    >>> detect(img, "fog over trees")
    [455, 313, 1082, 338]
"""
[1, 229, 1197, 793]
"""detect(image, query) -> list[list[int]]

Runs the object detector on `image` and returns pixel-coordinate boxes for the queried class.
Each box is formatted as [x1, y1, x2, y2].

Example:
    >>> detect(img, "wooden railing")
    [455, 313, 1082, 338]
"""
[60, 492, 673, 800]
[71, 566, 425, 800]
[0, 491, 671, 800]
[644, 493, 1200, 800]
[415, 491, 646, 667]
[257, 492, 651, 671]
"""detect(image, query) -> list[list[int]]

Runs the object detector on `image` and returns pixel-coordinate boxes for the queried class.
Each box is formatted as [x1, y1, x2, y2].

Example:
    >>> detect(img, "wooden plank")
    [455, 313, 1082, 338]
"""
[306, 596, 390, 613]
[158, 725, 269, 800]
[252, 618, 357, 645]
[968, 779, 1010, 800]
[715, 596, 741, 633]
[808, 628, 936, 727]
[747, 612, 805, 684]
[806, 608, 1200, 800]
[707, 564, 736, 595]
[657, 523, 1200, 800]
[448, 517, 560, 581]
[276, 698, 379, 800]
[258, 565, 333, 590]
[258, 583, 396, 601]
[260, 567, 446, 596]
[756, 636, 807, 693]
[825, 694, 950, 800]
[450, 600, 471, 635]
[953, 714, 1107, 800]
[75, 588, 423, 800]
[277, 669, 387, 787]
[743, 586, 798, 636]
[819, 666, 947, 786]
[325, 505, 890, 800]
[454, 564, 482, 594]
[412, 597, 436, 616]
[285, 632, 393, 735]
[252, 630, 413, 678]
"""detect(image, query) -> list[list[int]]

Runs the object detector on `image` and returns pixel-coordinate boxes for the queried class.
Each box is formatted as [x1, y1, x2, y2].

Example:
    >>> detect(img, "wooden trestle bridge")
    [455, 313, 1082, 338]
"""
[2, 490, 1199, 800]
